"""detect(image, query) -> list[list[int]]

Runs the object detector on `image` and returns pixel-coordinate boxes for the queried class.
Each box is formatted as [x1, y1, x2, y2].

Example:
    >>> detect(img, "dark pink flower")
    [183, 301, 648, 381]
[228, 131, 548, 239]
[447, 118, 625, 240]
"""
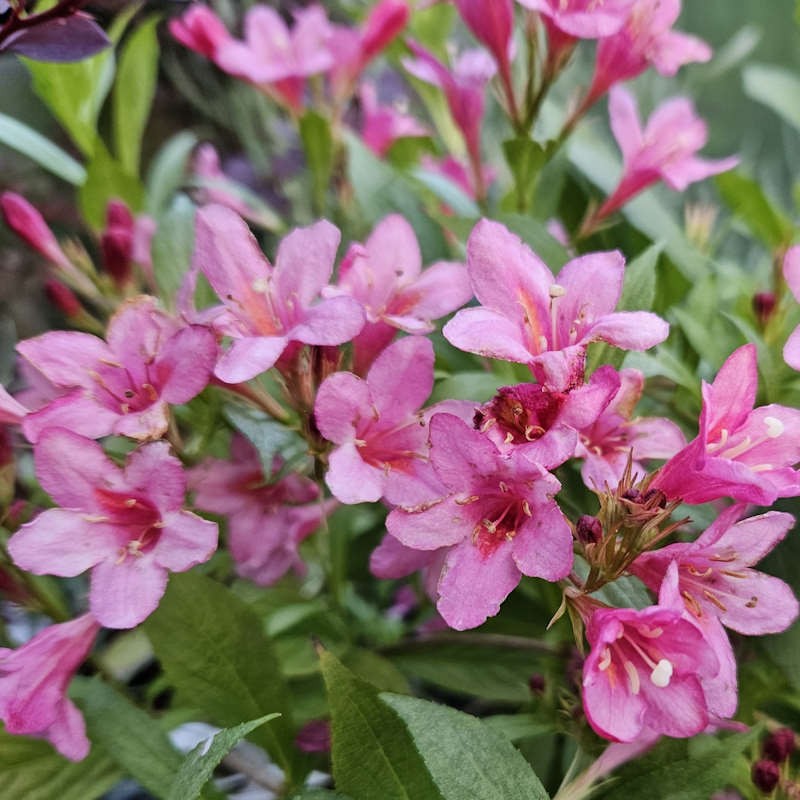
[8, 430, 219, 629]
[585, 0, 711, 104]
[782, 245, 800, 370]
[190, 436, 335, 586]
[327, 214, 471, 372]
[1, 191, 71, 271]
[576, 367, 685, 489]
[517, 0, 634, 38]
[386, 413, 572, 630]
[582, 599, 719, 742]
[169, 4, 231, 60]
[594, 87, 738, 220]
[17, 295, 217, 442]
[443, 220, 669, 390]
[192, 204, 364, 384]
[360, 83, 429, 157]
[0, 614, 100, 761]
[652, 344, 800, 505]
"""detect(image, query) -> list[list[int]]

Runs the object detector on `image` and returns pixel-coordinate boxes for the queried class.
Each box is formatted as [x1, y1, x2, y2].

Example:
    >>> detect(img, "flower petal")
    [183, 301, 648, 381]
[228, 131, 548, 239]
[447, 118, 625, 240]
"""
[214, 335, 289, 384]
[152, 510, 218, 572]
[444, 307, 533, 363]
[90, 557, 169, 629]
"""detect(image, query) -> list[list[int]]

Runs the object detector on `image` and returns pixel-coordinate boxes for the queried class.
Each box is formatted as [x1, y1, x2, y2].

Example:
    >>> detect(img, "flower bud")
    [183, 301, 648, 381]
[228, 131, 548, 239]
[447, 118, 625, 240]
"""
[528, 673, 546, 695]
[752, 759, 780, 794]
[753, 292, 776, 327]
[1, 192, 71, 270]
[576, 514, 603, 545]
[763, 727, 796, 763]
[294, 719, 331, 754]
[44, 280, 82, 319]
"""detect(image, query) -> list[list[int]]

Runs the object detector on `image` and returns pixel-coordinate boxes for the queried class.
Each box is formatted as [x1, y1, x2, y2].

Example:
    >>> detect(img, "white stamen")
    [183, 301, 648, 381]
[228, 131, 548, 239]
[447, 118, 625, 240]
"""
[598, 647, 612, 671]
[764, 416, 784, 438]
[251, 277, 270, 293]
[549, 283, 566, 298]
[624, 660, 640, 695]
[650, 658, 673, 688]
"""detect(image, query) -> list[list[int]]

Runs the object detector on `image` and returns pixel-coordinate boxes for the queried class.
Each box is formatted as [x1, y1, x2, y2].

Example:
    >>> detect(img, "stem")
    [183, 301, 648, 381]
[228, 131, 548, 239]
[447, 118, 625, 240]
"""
[213, 379, 291, 425]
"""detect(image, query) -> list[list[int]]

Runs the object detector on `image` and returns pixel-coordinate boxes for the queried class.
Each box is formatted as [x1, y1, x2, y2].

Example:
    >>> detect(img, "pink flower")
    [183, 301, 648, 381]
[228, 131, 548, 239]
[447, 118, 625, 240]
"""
[576, 367, 686, 489]
[0, 385, 27, 426]
[192, 204, 365, 384]
[386, 412, 572, 630]
[327, 214, 471, 372]
[0, 614, 100, 761]
[360, 83, 429, 157]
[315, 336, 447, 506]
[582, 599, 719, 742]
[419, 154, 496, 203]
[443, 220, 669, 390]
[652, 344, 800, 505]
[632, 505, 799, 636]
[8, 429, 219, 629]
[585, 0, 711, 104]
[782, 245, 800, 370]
[169, 4, 231, 60]
[517, 0, 634, 38]
[1, 191, 71, 271]
[17, 296, 217, 442]
[594, 87, 738, 220]
[190, 436, 335, 586]
[403, 42, 495, 181]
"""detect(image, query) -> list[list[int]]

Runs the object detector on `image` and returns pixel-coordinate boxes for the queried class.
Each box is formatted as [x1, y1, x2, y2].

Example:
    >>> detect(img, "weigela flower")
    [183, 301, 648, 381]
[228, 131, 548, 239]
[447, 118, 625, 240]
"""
[192, 204, 364, 384]
[517, 0, 634, 38]
[652, 344, 800, 505]
[585, 0, 711, 104]
[594, 87, 738, 220]
[8, 429, 219, 629]
[782, 245, 800, 370]
[582, 594, 720, 742]
[191, 435, 335, 586]
[0, 614, 100, 761]
[360, 83, 430, 157]
[386, 413, 572, 630]
[0, 385, 27, 426]
[169, 4, 232, 60]
[326, 214, 471, 373]
[443, 220, 668, 390]
[576, 367, 686, 489]
[315, 336, 462, 506]
[17, 295, 216, 442]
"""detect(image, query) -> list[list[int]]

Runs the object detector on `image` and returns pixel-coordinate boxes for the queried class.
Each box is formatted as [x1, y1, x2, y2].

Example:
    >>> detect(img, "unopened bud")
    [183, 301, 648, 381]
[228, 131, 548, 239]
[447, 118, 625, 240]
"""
[528, 673, 546, 695]
[1, 192, 71, 270]
[44, 280, 82, 318]
[752, 759, 780, 794]
[753, 292, 776, 327]
[622, 488, 642, 502]
[763, 727, 796, 763]
[294, 719, 331, 754]
[101, 227, 133, 286]
[105, 198, 134, 231]
[576, 515, 603, 545]
[641, 488, 667, 508]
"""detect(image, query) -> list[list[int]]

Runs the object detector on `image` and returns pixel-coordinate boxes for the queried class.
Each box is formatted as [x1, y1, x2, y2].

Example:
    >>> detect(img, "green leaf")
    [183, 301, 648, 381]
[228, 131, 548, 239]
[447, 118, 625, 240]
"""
[743, 64, 800, 133]
[144, 571, 299, 779]
[716, 171, 793, 250]
[381, 694, 550, 800]
[619, 244, 660, 312]
[483, 714, 553, 743]
[430, 371, 500, 404]
[168, 714, 279, 800]
[0, 723, 121, 800]
[321, 649, 444, 800]
[0, 111, 86, 185]
[78, 139, 144, 230]
[503, 138, 548, 213]
[73, 677, 185, 800]
[300, 111, 334, 213]
[113, 15, 161, 175]
[594, 731, 757, 800]
[411, 167, 480, 217]
[151, 194, 196, 307]
[145, 131, 198, 216]
[289, 791, 355, 800]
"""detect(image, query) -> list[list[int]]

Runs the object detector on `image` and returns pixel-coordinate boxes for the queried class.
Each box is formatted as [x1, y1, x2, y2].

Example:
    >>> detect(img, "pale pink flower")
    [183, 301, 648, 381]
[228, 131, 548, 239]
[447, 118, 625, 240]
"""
[8, 429, 219, 629]
[326, 214, 471, 372]
[192, 204, 365, 384]
[0, 614, 100, 761]
[576, 367, 686, 489]
[17, 296, 217, 442]
[386, 412, 572, 630]
[191, 436, 335, 586]
[585, 0, 711, 104]
[360, 83, 429, 157]
[594, 87, 738, 221]
[652, 344, 800, 505]
[517, 0, 634, 38]
[782, 245, 800, 370]
[443, 220, 668, 390]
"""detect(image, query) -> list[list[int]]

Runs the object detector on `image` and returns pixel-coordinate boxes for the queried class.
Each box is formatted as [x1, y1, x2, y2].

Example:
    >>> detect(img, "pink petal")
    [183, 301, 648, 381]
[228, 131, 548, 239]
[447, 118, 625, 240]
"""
[33, 427, 119, 508]
[48, 699, 91, 762]
[0, 385, 27, 425]
[112, 402, 170, 441]
[289, 296, 365, 345]
[363, 214, 422, 287]
[396, 260, 472, 321]
[639, 674, 709, 738]
[369, 532, 439, 579]
[314, 372, 372, 443]
[783, 245, 800, 302]
[662, 155, 739, 192]
[429, 412, 501, 487]
[123, 442, 186, 512]
[22, 390, 119, 443]
[152, 510, 218, 572]
[695, 615, 738, 719]
[435, 537, 520, 630]
[587, 311, 670, 350]
[583, 654, 647, 742]
[629, 417, 686, 459]
[650, 30, 711, 76]
[511, 502, 572, 580]
[704, 344, 758, 436]
[325, 442, 386, 504]
[783, 325, 800, 371]
[157, 325, 217, 404]
[16, 331, 111, 388]
[214, 335, 290, 384]
[89, 557, 169, 629]
[443, 308, 533, 363]
[367, 336, 434, 423]
[8, 509, 112, 576]
[387, 496, 470, 549]
[715, 570, 799, 636]
[702, 510, 794, 564]
[609, 86, 644, 165]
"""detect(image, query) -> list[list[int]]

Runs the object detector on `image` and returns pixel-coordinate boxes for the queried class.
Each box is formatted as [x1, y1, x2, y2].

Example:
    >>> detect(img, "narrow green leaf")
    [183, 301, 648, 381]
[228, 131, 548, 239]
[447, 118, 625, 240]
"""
[145, 131, 198, 216]
[430, 371, 500, 404]
[743, 64, 800, 133]
[0, 112, 86, 184]
[0, 724, 121, 800]
[113, 15, 161, 174]
[73, 678, 184, 800]
[503, 138, 547, 213]
[144, 571, 298, 779]
[411, 168, 480, 217]
[381, 694, 550, 800]
[151, 194, 196, 307]
[483, 714, 553, 743]
[167, 714, 280, 800]
[619, 244, 660, 312]
[300, 110, 334, 213]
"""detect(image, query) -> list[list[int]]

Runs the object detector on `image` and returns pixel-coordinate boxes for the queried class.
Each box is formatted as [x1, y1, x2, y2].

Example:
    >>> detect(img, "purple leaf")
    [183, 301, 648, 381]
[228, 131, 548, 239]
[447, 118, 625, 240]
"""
[1, 15, 110, 62]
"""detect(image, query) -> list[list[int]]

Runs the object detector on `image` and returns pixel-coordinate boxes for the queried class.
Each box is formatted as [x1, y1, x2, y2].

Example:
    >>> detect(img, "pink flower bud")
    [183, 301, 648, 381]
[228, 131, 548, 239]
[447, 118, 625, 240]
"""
[361, 0, 409, 65]
[168, 5, 231, 60]
[753, 291, 776, 326]
[44, 280, 82, 318]
[763, 728, 796, 763]
[752, 760, 780, 794]
[1, 192, 71, 270]
[576, 515, 603, 545]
